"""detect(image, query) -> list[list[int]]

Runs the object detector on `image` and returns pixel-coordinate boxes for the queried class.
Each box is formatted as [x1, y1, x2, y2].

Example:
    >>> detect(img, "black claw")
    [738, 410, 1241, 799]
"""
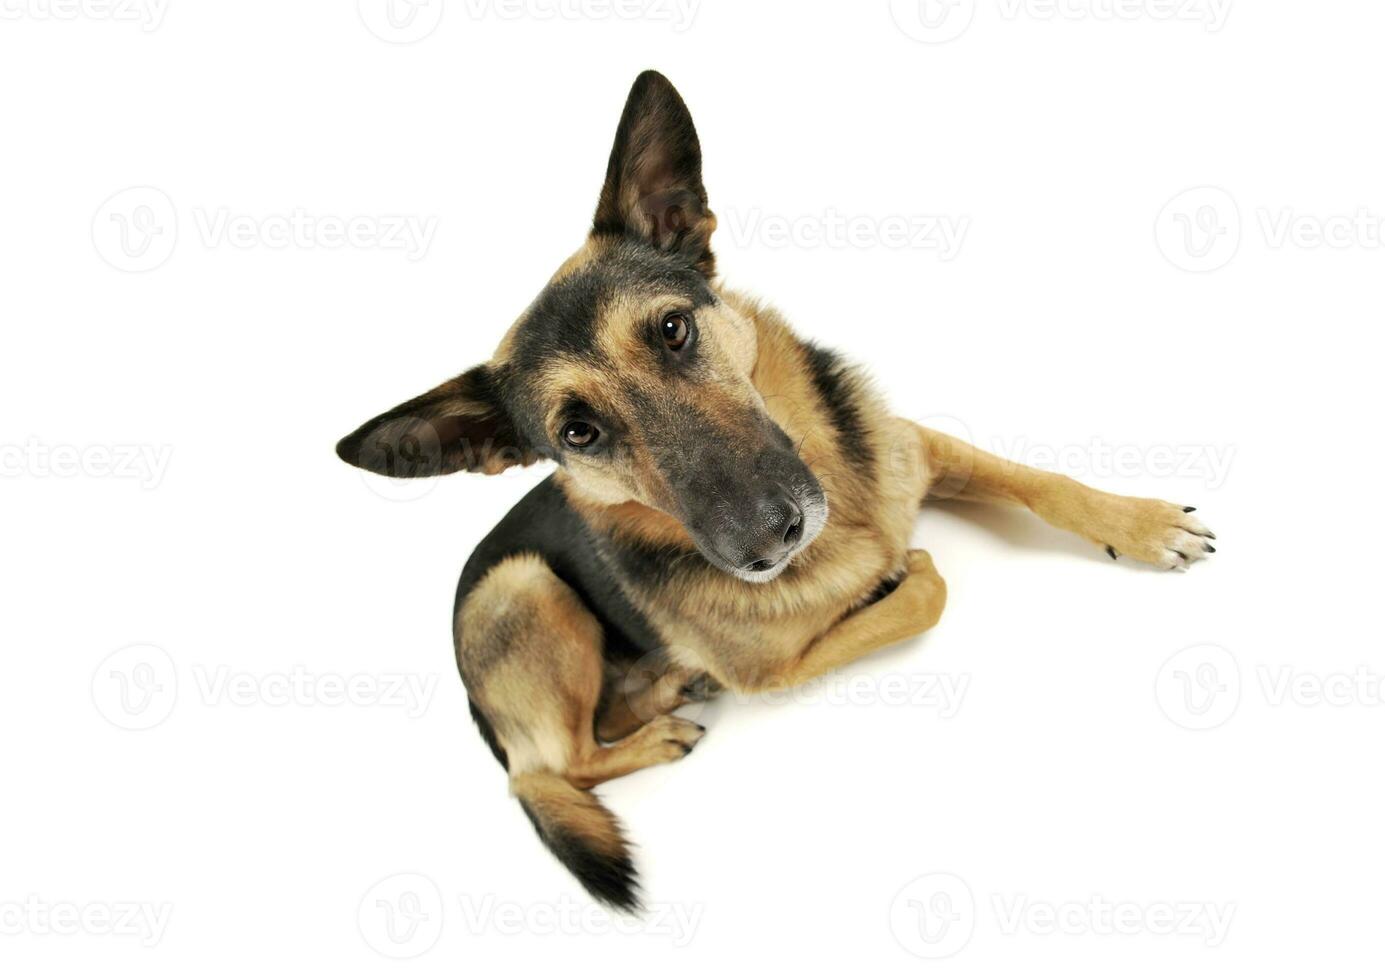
[1183, 506, 1197, 513]
[694, 723, 707, 732]
[1106, 545, 1118, 560]
[1205, 544, 1217, 553]
[1205, 532, 1216, 540]
[1174, 551, 1188, 561]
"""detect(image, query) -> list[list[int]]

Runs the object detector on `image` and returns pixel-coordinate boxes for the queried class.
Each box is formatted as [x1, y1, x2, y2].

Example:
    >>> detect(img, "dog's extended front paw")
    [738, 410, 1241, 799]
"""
[1101, 501, 1216, 570]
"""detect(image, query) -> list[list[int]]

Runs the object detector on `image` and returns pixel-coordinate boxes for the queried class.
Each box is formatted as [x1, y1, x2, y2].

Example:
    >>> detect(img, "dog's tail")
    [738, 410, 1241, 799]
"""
[511, 771, 639, 913]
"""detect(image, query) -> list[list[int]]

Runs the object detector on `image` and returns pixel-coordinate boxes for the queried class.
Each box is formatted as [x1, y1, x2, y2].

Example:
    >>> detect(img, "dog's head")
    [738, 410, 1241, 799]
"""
[337, 71, 827, 582]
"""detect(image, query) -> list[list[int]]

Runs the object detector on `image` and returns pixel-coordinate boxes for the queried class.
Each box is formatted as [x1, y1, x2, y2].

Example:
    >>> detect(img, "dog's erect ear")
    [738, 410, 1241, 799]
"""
[593, 70, 716, 277]
[335, 364, 538, 477]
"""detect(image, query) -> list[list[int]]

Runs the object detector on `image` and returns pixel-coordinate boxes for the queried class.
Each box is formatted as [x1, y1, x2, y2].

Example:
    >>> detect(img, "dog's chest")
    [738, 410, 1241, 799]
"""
[632, 501, 916, 683]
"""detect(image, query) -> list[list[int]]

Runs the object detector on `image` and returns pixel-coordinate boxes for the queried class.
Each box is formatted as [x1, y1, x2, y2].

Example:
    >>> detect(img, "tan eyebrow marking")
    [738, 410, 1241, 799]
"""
[593, 292, 688, 367]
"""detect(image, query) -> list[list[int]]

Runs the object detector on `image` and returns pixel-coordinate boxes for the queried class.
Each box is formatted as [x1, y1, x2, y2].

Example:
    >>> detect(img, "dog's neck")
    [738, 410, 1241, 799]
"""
[557, 477, 695, 552]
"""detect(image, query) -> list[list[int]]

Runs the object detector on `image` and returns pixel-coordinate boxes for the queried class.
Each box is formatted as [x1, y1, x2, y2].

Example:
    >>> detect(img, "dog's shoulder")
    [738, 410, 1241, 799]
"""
[454, 475, 664, 662]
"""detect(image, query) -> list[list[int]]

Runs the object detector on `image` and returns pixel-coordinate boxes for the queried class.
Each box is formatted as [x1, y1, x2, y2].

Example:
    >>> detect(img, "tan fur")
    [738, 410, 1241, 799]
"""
[917, 426, 1215, 567]
[342, 72, 1214, 911]
[555, 293, 929, 692]
[458, 554, 704, 789]
[548, 290, 1210, 700]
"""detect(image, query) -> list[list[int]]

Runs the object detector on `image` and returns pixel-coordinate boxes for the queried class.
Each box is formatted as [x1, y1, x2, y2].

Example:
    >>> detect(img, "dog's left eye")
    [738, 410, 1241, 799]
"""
[562, 421, 599, 449]
[661, 312, 692, 351]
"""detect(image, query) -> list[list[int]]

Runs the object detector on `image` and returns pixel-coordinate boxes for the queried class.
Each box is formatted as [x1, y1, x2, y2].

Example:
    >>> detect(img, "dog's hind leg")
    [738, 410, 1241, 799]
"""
[595, 661, 712, 743]
[456, 554, 702, 910]
[570, 714, 706, 787]
[909, 423, 1216, 570]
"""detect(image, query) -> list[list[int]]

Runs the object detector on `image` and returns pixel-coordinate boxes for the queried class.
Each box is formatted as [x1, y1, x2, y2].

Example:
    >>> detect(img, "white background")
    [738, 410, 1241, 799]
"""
[2, 0, 1381, 975]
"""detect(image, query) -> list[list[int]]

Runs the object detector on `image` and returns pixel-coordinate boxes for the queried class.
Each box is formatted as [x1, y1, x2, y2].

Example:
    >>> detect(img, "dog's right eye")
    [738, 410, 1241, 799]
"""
[562, 421, 599, 449]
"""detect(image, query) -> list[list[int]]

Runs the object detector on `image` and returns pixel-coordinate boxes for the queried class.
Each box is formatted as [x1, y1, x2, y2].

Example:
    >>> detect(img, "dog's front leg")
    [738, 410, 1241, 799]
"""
[733, 549, 947, 693]
[914, 425, 1216, 570]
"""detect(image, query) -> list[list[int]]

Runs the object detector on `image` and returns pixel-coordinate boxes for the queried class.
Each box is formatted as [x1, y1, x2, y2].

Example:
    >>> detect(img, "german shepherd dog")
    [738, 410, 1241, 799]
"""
[336, 71, 1215, 912]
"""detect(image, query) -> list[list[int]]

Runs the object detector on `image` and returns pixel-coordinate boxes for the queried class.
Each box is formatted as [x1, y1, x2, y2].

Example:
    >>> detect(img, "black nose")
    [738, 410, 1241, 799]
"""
[744, 496, 804, 573]
[781, 505, 804, 547]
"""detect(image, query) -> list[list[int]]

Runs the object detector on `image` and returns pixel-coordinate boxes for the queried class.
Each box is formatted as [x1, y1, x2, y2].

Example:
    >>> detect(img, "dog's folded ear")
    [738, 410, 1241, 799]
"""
[335, 364, 538, 477]
[593, 70, 716, 277]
